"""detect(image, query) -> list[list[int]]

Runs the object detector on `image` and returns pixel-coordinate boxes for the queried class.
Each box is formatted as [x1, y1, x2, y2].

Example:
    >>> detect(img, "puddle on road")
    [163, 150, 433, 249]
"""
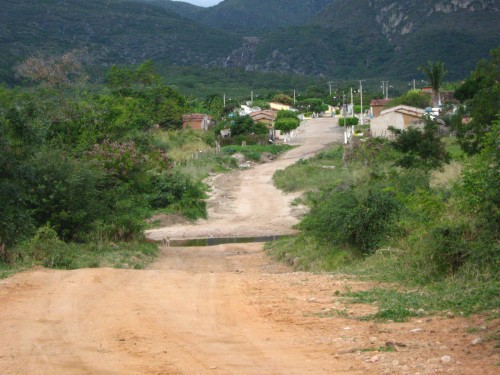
[168, 235, 292, 247]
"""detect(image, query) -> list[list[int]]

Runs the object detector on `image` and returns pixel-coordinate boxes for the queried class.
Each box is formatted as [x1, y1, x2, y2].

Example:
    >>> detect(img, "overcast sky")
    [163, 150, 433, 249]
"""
[182, 0, 223, 7]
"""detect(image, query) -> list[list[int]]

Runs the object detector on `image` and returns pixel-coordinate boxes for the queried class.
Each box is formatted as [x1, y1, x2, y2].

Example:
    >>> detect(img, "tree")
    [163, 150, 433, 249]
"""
[389, 119, 450, 170]
[454, 48, 499, 102]
[297, 98, 327, 113]
[15, 49, 88, 87]
[419, 61, 447, 107]
[386, 90, 430, 109]
[452, 49, 500, 154]
[271, 93, 293, 106]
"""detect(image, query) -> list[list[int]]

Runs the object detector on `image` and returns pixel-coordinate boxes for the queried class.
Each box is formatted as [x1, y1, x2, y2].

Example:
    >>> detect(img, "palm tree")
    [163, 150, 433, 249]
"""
[419, 61, 447, 107]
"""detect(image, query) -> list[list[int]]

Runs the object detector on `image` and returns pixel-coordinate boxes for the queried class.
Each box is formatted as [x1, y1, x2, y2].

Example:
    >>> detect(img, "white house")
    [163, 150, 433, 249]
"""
[370, 105, 426, 138]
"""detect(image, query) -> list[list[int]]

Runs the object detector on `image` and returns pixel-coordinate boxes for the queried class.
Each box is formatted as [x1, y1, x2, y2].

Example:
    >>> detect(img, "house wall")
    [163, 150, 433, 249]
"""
[371, 112, 424, 138]
[371, 105, 385, 118]
[371, 112, 405, 138]
[183, 120, 203, 130]
[270, 102, 291, 111]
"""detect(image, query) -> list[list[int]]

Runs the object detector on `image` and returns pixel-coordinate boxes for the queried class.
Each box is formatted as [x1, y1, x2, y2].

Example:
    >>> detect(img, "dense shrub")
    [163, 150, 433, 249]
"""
[301, 185, 400, 254]
[149, 171, 207, 219]
[389, 120, 450, 169]
[338, 117, 359, 126]
[385, 90, 430, 109]
[228, 115, 268, 136]
[275, 118, 300, 133]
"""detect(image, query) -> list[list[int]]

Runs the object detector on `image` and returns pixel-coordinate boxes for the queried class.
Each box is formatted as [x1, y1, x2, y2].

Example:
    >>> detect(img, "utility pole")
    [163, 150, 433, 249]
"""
[343, 91, 347, 144]
[251, 90, 253, 102]
[223, 93, 226, 107]
[350, 87, 353, 116]
[359, 80, 366, 125]
[381, 81, 385, 97]
[293, 89, 296, 106]
[384, 81, 389, 99]
[327, 81, 334, 96]
[412, 79, 416, 90]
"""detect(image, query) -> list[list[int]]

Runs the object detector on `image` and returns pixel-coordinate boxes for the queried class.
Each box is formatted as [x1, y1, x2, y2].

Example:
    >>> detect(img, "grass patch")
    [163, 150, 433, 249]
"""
[273, 145, 347, 192]
[1, 240, 158, 277]
[270, 136, 499, 320]
[351, 345, 396, 353]
[306, 309, 349, 318]
[222, 144, 292, 161]
[266, 234, 357, 272]
[175, 153, 237, 181]
[152, 129, 213, 162]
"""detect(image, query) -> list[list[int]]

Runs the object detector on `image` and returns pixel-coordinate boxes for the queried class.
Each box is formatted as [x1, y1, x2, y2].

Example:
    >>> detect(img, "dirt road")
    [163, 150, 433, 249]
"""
[146, 117, 344, 241]
[1, 118, 498, 374]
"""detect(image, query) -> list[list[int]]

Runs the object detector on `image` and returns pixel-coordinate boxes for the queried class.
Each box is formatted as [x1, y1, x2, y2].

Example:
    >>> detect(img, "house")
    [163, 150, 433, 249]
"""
[182, 114, 213, 131]
[269, 102, 292, 111]
[238, 105, 262, 116]
[370, 105, 426, 138]
[369, 99, 391, 118]
[249, 110, 277, 127]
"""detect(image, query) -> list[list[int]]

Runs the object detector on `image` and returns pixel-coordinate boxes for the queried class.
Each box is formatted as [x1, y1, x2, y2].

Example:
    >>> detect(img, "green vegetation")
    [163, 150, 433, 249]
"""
[0, 60, 215, 274]
[338, 117, 359, 126]
[222, 144, 292, 161]
[274, 110, 301, 133]
[269, 57, 499, 318]
[2, 0, 498, 88]
[451, 48, 500, 155]
[419, 60, 447, 106]
[385, 90, 430, 109]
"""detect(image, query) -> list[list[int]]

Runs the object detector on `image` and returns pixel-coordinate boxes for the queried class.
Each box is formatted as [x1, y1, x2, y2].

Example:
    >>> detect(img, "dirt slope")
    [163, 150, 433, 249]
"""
[1, 118, 498, 374]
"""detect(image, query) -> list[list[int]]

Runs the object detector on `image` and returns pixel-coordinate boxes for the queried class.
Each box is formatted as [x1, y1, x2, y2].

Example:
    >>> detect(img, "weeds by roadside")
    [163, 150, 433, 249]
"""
[1, 229, 158, 279]
[268, 134, 499, 320]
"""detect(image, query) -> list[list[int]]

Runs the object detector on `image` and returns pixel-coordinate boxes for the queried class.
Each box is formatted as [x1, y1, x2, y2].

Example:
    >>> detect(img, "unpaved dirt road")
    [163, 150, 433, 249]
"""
[146, 118, 343, 241]
[1, 118, 498, 374]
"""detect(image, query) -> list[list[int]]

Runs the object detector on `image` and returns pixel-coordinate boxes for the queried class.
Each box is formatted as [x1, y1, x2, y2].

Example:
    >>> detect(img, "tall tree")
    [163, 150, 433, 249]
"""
[419, 61, 447, 107]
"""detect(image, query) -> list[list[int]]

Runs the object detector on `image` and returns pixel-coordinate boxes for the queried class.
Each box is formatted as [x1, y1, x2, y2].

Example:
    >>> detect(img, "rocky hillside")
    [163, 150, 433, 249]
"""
[1, 0, 499, 84]
[221, 0, 500, 79]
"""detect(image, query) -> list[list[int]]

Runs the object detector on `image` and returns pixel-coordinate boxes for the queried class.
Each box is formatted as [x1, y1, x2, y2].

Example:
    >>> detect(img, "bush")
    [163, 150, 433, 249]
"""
[301, 185, 400, 254]
[27, 150, 107, 241]
[149, 171, 207, 220]
[338, 117, 359, 126]
[428, 222, 470, 275]
[228, 115, 268, 136]
[275, 118, 300, 133]
[389, 120, 450, 169]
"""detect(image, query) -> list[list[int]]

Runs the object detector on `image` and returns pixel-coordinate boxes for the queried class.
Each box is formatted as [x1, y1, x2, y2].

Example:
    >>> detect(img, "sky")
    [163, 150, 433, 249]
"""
[182, 0, 223, 7]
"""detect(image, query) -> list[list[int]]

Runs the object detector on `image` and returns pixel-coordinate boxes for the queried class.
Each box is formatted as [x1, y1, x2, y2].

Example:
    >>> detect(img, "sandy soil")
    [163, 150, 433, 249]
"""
[1, 118, 498, 374]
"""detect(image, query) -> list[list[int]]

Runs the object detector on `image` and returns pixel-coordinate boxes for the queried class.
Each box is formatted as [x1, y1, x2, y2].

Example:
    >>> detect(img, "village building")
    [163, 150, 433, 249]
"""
[249, 110, 277, 127]
[182, 114, 213, 131]
[369, 99, 391, 118]
[370, 105, 426, 138]
[269, 102, 292, 111]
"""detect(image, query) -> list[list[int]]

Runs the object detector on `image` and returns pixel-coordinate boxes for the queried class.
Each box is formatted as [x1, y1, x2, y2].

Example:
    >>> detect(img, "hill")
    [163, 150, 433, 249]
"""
[226, 0, 500, 80]
[135, 0, 332, 31]
[1, 0, 499, 86]
[0, 0, 241, 84]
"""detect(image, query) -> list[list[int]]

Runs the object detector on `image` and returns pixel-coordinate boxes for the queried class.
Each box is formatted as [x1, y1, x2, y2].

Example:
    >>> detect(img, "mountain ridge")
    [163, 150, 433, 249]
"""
[1, 0, 499, 84]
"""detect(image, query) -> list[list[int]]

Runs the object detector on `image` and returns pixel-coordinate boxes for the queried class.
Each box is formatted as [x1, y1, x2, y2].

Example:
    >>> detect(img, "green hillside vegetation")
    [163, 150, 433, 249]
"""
[0, 0, 241, 84]
[269, 53, 499, 317]
[2, 0, 499, 87]
[196, 0, 332, 31]
[158, 66, 324, 99]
